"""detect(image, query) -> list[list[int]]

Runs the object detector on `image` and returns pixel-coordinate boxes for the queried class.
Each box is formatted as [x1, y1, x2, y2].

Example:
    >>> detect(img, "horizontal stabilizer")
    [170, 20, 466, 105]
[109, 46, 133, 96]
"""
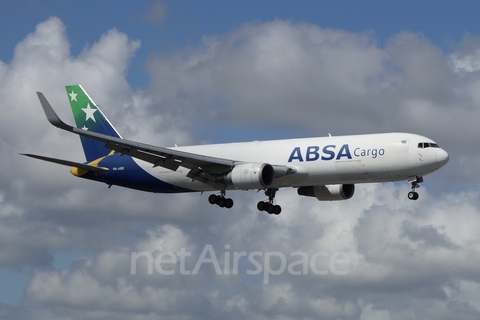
[20, 153, 108, 172]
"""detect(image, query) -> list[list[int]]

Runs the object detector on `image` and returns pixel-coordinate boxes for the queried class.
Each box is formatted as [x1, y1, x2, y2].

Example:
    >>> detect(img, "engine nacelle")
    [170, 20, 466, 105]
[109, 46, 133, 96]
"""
[297, 184, 355, 201]
[225, 163, 275, 189]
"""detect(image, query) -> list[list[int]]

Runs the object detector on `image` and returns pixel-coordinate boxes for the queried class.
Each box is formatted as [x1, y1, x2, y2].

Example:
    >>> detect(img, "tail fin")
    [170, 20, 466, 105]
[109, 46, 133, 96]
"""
[65, 85, 122, 162]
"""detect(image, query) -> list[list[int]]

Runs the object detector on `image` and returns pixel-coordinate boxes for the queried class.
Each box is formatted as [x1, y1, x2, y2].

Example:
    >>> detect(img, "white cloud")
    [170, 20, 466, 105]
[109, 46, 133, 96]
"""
[19, 184, 480, 319]
[1, 16, 480, 320]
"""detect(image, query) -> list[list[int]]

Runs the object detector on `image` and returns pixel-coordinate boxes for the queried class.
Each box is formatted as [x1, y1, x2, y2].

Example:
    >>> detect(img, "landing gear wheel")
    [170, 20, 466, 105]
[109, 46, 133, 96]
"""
[217, 197, 226, 207]
[225, 198, 234, 209]
[257, 201, 266, 211]
[408, 191, 419, 200]
[273, 205, 281, 215]
[208, 194, 217, 204]
[266, 204, 275, 214]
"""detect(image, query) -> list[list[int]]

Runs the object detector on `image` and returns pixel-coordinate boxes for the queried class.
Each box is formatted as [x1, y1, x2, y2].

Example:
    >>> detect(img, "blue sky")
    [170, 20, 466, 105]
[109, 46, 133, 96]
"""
[2, 1, 480, 319]
[2, 0, 479, 89]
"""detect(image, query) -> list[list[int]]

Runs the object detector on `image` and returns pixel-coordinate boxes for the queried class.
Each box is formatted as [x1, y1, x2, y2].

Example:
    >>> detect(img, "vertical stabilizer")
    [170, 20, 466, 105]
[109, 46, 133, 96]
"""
[65, 85, 122, 162]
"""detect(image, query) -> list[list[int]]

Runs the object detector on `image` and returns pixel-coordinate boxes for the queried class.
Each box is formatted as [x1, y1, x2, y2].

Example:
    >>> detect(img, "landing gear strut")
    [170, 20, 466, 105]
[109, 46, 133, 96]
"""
[407, 176, 423, 200]
[257, 188, 282, 215]
[208, 190, 234, 209]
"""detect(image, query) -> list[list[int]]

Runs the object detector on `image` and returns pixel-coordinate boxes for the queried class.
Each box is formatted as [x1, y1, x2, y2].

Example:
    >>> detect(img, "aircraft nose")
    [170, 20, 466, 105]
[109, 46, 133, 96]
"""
[436, 148, 449, 167]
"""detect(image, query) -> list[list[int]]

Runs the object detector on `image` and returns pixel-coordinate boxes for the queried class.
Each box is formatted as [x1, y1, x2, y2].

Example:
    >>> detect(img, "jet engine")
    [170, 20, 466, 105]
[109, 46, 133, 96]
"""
[225, 163, 275, 189]
[297, 184, 355, 201]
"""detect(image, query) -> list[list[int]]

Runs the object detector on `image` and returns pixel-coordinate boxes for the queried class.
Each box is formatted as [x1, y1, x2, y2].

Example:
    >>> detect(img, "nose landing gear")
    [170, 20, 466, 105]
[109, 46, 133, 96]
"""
[407, 176, 423, 200]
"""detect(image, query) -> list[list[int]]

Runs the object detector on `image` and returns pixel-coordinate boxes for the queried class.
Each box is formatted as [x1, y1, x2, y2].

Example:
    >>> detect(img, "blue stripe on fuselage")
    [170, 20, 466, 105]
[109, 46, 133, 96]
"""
[80, 154, 193, 193]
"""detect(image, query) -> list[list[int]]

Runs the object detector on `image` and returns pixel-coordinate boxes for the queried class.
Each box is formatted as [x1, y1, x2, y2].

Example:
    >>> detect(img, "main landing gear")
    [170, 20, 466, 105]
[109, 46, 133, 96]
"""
[257, 188, 282, 215]
[407, 176, 423, 200]
[208, 191, 234, 209]
[207, 188, 282, 215]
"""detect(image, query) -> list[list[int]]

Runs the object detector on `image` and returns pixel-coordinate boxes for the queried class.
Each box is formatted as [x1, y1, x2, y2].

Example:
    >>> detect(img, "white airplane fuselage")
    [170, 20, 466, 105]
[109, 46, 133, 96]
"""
[132, 132, 448, 191]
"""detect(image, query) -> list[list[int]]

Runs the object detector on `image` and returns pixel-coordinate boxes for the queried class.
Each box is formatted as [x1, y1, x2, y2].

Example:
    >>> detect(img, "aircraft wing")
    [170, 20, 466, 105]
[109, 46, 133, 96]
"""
[37, 92, 292, 186]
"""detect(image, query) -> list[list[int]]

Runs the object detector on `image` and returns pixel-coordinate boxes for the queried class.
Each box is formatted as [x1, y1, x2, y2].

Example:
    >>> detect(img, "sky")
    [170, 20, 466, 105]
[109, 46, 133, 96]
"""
[1, 0, 480, 319]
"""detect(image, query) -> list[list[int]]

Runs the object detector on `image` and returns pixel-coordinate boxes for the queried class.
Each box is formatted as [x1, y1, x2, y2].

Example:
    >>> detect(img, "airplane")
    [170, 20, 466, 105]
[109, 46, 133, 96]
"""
[22, 85, 449, 215]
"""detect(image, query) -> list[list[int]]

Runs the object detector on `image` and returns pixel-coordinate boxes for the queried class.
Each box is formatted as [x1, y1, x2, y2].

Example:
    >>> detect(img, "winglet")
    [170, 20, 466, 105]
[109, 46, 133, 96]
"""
[36, 92, 73, 132]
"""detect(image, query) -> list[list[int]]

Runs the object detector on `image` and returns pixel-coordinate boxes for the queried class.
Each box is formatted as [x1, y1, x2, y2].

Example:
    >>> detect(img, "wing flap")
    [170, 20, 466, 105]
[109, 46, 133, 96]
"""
[105, 142, 182, 171]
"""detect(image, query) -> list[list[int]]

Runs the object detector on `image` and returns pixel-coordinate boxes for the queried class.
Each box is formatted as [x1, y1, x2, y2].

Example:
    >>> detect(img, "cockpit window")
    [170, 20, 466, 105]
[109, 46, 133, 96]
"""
[418, 142, 439, 148]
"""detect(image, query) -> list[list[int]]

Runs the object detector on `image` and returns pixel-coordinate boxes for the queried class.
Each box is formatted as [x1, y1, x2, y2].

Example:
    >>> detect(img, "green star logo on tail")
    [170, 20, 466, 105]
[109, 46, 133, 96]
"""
[64, 84, 122, 161]
[68, 90, 77, 102]
[82, 103, 97, 123]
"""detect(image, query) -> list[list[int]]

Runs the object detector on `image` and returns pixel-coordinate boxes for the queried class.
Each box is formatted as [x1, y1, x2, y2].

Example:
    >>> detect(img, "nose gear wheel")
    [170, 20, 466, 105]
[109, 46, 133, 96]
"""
[407, 176, 423, 200]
